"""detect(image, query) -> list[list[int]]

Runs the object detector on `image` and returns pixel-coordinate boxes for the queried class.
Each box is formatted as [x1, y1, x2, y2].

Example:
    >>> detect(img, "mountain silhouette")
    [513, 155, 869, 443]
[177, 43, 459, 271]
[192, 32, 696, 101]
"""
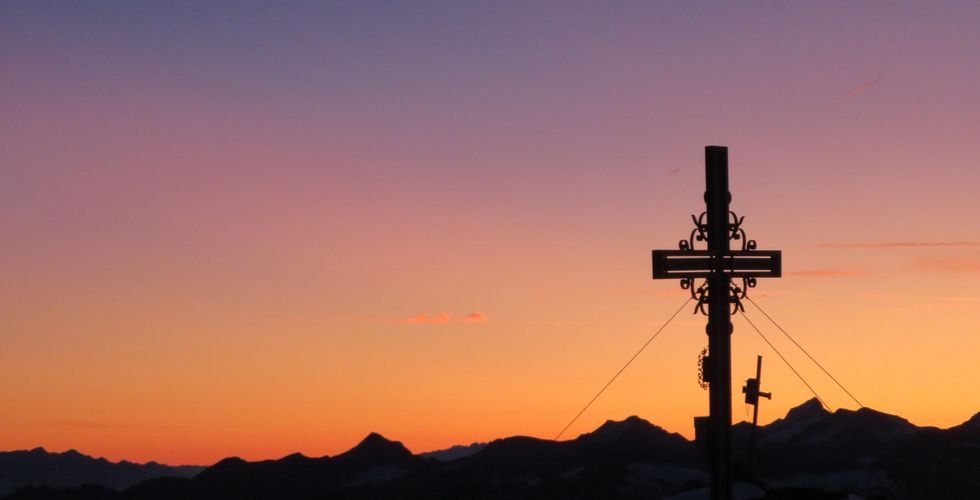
[417, 442, 485, 461]
[0, 448, 202, 497]
[334, 433, 415, 466]
[5, 400, 980, 499]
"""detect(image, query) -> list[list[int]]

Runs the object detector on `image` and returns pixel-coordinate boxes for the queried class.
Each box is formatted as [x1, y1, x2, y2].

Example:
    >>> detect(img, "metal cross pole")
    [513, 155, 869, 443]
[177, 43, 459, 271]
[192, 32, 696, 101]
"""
[651, 146, 781, 500]
[742, 355, 772, 475]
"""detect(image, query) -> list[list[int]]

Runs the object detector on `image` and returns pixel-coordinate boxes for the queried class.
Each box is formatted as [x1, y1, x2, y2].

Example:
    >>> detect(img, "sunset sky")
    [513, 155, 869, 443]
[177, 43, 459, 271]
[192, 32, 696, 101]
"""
[2, 2, 980, 465]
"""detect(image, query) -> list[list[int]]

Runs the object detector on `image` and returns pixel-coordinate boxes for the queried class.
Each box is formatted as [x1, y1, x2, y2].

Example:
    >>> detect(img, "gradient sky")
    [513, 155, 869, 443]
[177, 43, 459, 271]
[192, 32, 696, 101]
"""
[2, 1, 980, 465]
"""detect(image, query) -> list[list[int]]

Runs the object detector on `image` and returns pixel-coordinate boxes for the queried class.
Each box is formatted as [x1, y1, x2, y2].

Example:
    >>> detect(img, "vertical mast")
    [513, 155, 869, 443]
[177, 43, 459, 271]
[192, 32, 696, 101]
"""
[705, 146, 734, 500]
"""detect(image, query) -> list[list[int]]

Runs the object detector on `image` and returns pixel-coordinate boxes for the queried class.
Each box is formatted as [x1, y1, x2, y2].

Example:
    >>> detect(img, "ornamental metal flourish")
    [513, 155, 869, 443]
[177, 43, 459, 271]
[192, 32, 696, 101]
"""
[677, 210, 761, 315]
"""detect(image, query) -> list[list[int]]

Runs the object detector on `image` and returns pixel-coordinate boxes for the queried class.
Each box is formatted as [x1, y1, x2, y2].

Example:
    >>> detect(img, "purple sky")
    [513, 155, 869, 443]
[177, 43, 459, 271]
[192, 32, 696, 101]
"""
[2, 1, 979, 463]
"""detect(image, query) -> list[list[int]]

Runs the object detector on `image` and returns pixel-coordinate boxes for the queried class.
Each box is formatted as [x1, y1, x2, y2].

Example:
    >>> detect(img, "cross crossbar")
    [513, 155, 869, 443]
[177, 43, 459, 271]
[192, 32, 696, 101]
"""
[651, 250, 781, 279]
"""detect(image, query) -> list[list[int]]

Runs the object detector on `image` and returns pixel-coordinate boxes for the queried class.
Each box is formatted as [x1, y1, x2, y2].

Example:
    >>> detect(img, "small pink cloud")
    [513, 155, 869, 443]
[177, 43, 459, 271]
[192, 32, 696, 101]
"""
[818, 241, 980, 249]
[461, 312, 488, 323]
[838, 76, 884, 101]
[407, 312, 451, 324]
[786, 269, 868, 277]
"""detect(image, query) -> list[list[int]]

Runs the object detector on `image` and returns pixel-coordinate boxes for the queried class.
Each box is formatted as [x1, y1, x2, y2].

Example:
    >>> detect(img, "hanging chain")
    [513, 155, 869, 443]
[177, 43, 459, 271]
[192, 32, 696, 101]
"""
[697, 347, 710, 390]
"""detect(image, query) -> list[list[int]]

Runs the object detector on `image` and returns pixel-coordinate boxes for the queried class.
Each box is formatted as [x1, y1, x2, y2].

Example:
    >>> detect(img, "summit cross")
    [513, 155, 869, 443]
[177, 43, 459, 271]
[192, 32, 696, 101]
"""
[651, 146, 781, 500]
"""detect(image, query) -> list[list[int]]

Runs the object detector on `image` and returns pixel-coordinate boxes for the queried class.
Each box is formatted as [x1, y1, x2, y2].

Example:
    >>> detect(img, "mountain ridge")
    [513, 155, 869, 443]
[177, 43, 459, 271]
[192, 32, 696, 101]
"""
[0, 448, 203, 498]
[5, 399, 980, 499]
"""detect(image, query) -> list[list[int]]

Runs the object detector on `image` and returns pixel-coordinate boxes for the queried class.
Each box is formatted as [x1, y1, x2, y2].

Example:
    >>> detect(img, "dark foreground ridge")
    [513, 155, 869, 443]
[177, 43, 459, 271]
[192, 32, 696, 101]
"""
[5, 400, 979, 500]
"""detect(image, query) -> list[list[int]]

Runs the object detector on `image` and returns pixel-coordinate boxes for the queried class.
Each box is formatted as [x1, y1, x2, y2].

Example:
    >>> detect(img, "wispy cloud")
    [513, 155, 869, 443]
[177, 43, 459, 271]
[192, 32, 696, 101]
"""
[407, 312, 451, 324]
[818, 241, 980, 249]
[867, 293, 980, 303]
[913, 254, 980, 273]
[406, 312, 488, 324]
[786, 269, 868, 277]
[838, 76, 884, 101]
[461, 312, 488, 323]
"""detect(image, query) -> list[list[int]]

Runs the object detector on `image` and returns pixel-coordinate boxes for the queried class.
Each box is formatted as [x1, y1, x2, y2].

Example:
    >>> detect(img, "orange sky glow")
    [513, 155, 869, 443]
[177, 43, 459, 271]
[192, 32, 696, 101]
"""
[2, 2, 979, 465]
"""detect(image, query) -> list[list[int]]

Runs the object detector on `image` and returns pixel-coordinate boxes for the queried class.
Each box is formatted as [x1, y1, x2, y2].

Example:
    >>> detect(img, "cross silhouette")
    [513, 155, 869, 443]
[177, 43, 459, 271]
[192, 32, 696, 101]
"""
[651, 146, 781, 500]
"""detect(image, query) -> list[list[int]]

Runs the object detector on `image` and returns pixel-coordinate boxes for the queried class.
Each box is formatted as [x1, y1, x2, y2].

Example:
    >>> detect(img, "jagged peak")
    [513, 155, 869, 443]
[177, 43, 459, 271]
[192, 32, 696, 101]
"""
[580, 414, 675, 443]
[334, 432, 413, 463]
[785, 397, 830, 421]
[611, 415, 652, 426]
[352, 432, 409, 453]
[597, 415, 655, 429]
[759, 398, 831, 444]
[358, 432, 394, 446]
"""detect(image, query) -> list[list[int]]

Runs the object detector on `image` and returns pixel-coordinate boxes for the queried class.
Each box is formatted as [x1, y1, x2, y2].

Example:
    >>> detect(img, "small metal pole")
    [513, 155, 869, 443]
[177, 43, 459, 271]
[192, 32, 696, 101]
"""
[748, 355, 762, 472]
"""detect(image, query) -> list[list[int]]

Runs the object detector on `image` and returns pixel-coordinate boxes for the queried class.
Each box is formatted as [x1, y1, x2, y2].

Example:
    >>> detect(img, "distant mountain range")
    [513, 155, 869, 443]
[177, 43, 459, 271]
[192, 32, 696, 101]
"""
[4, 399, 979, 499]
[0, 448, 202, 497]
